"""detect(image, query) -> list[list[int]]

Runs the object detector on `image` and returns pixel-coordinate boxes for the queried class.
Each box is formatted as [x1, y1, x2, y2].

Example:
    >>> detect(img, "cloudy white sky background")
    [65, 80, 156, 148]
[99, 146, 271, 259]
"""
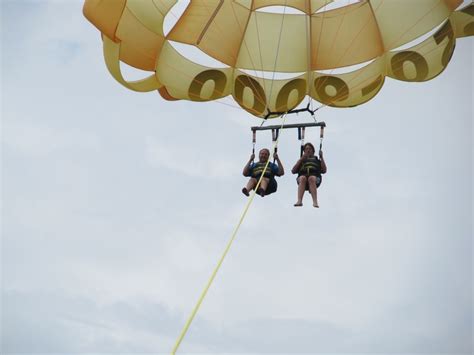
[1, 0, 472, 354]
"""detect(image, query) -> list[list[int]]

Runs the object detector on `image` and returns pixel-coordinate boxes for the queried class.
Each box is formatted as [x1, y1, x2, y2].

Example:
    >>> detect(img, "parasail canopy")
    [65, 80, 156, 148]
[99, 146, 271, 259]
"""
[83, 0, 473, 118]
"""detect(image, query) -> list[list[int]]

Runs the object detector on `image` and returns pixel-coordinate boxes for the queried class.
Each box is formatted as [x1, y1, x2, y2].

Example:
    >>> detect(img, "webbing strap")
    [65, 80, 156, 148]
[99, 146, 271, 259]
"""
[171, 114, 288, 354]
[319, 126, 325, 151]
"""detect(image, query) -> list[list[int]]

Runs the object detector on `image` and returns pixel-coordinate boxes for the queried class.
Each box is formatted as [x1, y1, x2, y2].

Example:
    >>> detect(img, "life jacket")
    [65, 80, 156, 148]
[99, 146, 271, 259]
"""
[251, 162, 274, 179]
[298, 156, 321, 177]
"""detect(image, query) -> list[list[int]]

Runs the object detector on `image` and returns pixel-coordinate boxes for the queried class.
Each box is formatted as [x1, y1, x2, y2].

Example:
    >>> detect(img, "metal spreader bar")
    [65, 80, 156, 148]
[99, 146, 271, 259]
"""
[251, 121, 326, 132]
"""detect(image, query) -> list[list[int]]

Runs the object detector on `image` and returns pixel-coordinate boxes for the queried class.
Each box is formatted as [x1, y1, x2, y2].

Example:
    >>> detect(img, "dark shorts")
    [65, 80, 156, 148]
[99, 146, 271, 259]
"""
[297, 175, 322, 189]
[252, 176, 278, 195]
[266, 177, 278, 195]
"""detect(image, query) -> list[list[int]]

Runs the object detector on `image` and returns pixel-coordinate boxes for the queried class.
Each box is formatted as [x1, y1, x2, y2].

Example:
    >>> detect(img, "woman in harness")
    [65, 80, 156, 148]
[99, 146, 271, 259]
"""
[242, 148, 284, 197]
[291, 142, 327, 207]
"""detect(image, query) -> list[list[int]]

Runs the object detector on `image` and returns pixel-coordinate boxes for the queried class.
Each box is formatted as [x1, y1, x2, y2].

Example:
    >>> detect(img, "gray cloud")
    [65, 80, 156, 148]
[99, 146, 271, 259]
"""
[2, 289, 182, 353]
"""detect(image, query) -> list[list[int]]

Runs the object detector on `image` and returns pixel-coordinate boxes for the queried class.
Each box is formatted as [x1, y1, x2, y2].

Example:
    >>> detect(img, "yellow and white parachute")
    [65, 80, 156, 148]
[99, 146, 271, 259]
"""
[83, 0, 473, 118]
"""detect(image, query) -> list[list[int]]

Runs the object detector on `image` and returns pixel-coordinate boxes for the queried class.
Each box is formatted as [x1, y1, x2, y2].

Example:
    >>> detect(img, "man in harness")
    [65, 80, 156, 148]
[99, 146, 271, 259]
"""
[242, 148, 285, 197]
[291, 142, 327, 207]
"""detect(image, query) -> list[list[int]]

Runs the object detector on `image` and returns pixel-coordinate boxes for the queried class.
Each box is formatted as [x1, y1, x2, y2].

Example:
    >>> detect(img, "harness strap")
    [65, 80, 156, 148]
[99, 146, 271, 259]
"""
[319, 126, 324, 152]
[272, 129, 279, 162]
[251, 130, 256, 163]
[300, 127, 306, 157]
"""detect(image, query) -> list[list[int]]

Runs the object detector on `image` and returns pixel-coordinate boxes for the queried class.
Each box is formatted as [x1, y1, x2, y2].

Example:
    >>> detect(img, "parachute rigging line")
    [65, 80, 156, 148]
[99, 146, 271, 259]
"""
[227, 2, 269, 106]
[85, 1, 472, 118]
[168, 0, 446, 121]
[268, 0, 289, 105]
[195, 1, 267, 109]
[171, 114, 289, 355]
[254, 5, 266, 93]
[319, 0, 446, 105]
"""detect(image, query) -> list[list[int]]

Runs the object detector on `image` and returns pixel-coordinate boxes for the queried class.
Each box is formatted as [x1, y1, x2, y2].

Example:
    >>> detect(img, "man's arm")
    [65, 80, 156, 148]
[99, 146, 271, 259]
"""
[243, 154, 254, 176]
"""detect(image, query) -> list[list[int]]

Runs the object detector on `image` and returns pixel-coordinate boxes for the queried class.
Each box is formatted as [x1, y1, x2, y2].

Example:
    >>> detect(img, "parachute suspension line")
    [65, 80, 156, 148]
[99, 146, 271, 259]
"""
[303, 1, 370, 108]
[317, 0, 443, 107]
[198, 2, 267, 109]
[312, 104, 324, 123]
[268, 0, 288, 108]
[306, 2, 444, 111]
[196, 2, 263, 112]
[316, 0, 353, 92]
[259, 1, 325, 122]
[326, 21, 453, 107]
[385, 0, 439, 50]
[228, 2, 270, 107]
[254, 4, 267, 94]
[315, 0, 386, 97]
[312, 0, 328, 79]
[171, 115, 289, 355]
[305, 1, 311, 107]
[325, 6, 385, 104]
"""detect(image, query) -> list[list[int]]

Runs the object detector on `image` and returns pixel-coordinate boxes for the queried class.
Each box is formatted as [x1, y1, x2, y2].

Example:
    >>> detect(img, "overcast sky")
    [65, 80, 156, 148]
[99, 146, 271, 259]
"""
[1, 1, 472, 354]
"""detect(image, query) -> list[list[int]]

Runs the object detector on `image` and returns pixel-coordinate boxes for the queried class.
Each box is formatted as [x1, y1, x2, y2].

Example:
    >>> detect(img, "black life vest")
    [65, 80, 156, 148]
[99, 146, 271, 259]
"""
[251, 162, 274, 179]
[298, 156, 321, 177]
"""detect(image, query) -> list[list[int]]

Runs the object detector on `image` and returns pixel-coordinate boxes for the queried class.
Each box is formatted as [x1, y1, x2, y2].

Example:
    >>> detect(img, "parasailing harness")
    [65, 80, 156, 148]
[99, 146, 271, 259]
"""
[251, 119, 326, 189]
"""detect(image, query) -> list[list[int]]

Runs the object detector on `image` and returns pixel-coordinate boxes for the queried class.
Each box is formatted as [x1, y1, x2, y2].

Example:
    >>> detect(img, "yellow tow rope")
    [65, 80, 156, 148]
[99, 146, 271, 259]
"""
[171, 115, 288, 354]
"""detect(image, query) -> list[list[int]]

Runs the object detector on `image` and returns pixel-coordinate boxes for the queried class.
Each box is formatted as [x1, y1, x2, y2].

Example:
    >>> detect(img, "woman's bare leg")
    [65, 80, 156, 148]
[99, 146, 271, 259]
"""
[294, 176, 307, 206]
[308, 175, 319, 207]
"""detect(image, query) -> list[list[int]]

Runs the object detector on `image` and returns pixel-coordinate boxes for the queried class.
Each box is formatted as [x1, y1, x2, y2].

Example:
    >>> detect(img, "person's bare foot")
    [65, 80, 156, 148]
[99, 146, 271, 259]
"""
[313, 203, 319, 208]
[294, 202, 303, 207]
[242, 187, 249, 196]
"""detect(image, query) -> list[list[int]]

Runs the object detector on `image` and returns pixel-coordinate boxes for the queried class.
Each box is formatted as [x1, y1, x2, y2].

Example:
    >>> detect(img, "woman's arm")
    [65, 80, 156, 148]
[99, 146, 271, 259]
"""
[274, 153, 284, 176]
[291, 157, 305, 174]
